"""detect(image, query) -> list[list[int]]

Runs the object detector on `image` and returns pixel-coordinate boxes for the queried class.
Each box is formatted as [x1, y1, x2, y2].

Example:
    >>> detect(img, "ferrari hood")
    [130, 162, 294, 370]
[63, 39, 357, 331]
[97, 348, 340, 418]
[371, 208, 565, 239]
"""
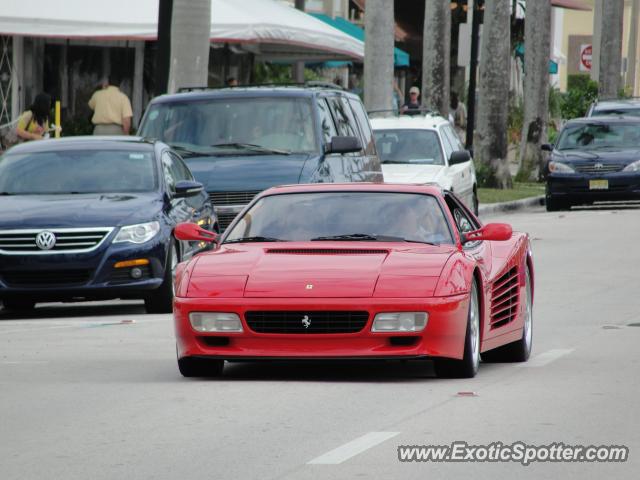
[382, 164, 446, 185]
[187, 243, 455, 298]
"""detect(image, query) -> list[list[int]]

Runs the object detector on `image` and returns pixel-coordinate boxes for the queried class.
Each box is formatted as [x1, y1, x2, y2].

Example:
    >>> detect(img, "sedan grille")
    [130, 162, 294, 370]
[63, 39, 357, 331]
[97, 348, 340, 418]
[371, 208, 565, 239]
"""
[490, 266, 519, 329]
[2, 269, 92, 287]
[0, 228, 113, 254]
[245, 311, 369, 334]
[209, 191, 262, 206]
[574, 163, 624, 173]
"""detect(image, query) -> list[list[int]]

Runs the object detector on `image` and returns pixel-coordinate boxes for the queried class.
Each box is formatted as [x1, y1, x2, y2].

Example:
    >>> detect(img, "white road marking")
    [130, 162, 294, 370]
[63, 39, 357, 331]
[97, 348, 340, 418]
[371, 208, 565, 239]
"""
[307, 431, 400, 465]
[520, 348, 574, 367]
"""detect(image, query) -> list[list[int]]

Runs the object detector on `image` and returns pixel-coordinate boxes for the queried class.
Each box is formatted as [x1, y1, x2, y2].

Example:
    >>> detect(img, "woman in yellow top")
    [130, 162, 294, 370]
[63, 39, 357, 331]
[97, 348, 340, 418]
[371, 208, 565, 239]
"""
[16, 93, 52, 141]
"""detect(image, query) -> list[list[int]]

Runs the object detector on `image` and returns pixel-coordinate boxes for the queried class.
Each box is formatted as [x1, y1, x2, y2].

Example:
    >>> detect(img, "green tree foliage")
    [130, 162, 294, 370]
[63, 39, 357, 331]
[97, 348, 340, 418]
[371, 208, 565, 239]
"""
[560, 75, 598, 119]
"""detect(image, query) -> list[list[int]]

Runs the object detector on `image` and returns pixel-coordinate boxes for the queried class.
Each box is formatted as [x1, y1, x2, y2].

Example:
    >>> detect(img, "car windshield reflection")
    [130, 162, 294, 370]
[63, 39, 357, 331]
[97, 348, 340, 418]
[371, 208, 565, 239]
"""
[224, 192, 454, 245]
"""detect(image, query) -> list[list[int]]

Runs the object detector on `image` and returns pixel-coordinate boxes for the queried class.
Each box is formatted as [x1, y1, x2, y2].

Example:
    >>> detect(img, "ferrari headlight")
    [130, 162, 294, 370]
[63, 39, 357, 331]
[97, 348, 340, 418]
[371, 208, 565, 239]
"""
[189, 312, 243, 332]
[548, 161, 575, 173]
[372, 312, 428, 332]
[623, 159, 640, 172]
[114, 221, 160, 244]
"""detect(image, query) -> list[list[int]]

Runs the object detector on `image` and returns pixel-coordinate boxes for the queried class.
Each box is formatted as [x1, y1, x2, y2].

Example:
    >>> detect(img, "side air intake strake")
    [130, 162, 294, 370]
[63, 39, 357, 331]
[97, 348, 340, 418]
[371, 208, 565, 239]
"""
[490, 266, 520, 329]
[265, 248, 388, 255]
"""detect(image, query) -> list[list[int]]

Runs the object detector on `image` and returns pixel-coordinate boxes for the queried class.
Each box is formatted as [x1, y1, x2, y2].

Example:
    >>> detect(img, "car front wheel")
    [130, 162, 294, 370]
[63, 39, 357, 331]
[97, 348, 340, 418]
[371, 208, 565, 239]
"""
[434, 278, 480, 378]
[2, 298, 36, 311]
[178, 356, 225, 377]
[546, 196, 570, 212]
[144, 241, 178, 314]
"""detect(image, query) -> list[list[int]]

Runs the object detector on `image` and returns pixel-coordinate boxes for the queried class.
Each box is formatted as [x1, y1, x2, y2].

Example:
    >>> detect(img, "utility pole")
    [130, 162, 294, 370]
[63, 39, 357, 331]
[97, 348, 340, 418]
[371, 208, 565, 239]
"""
[293, 0, 306, 83]
[155, 0, 173, 95]
[465, 0, 482, 149]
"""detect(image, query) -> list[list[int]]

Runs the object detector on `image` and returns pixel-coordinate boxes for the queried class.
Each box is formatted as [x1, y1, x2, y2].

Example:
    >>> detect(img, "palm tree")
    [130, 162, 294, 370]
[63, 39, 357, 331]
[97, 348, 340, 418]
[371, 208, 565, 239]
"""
[474, 0, 512, 189]
[364, 0, 395, 112]
[167, 0, 212, 94]
[517, 0, 551, 181]
[598, 0, 624, 98]
[422, 0, 451, 117]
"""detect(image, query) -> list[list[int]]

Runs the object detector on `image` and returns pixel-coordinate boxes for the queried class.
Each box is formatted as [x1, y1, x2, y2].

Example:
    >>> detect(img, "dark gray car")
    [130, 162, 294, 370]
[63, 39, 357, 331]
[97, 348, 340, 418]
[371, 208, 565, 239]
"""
[138, 85, 383, 230]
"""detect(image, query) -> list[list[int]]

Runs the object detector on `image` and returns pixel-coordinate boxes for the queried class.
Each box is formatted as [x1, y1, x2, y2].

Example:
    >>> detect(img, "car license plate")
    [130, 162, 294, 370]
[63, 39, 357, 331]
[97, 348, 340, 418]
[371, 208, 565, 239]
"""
[589, 179, 609, 190]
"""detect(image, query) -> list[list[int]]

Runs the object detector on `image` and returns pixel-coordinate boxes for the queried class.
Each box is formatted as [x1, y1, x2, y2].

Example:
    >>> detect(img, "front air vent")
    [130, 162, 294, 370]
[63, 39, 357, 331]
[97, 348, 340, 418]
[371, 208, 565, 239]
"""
[490, 266, 520, 329]
[266, 248, 388, 255]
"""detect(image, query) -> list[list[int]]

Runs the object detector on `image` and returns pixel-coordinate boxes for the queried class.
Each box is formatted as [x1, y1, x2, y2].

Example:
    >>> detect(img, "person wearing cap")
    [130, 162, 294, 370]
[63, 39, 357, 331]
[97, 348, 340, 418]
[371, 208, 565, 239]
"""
[401, 86, 422, 115]
[88, 76, 133, 135]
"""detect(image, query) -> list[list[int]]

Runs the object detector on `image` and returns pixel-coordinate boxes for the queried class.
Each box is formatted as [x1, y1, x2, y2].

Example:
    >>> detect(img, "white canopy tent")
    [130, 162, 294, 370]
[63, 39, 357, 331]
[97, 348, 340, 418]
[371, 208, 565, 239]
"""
[0, 0, 364, 61]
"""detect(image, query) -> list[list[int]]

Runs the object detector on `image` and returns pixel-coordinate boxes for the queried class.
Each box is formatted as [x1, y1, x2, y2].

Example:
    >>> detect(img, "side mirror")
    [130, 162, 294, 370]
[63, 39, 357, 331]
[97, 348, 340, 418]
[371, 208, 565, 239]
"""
[462, 223, 512, 243]
[541, 143, 554, 152]
[174, 180, 204, 198]
[174, 223, 218, 243]
[326, 136, 362, 154]
[449, 150, 471, 166]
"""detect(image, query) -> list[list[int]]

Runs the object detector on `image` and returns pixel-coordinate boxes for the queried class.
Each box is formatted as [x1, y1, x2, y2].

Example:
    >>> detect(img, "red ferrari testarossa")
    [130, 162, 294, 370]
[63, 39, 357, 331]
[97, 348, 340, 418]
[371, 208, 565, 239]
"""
[173, 183, 534, 378]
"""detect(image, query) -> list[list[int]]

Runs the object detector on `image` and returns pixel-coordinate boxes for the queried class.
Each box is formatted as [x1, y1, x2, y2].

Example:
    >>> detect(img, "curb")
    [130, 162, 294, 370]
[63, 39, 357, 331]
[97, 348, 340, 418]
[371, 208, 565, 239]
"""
[478, 195, 545, 216]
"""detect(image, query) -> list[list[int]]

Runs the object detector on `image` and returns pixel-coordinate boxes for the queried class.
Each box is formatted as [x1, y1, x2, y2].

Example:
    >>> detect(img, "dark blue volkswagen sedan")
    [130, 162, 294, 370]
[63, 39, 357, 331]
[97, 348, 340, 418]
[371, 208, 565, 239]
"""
[0, 137, 215, 313]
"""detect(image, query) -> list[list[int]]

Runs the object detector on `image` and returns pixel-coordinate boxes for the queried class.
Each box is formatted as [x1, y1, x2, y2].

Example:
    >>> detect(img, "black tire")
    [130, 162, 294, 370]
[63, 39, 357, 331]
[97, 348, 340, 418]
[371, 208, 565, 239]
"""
[545, 197, 570, 212]
[144, 241, 178, 314]
[434, 278, 481, 378]
[2, 298, 36, 311]
[178, 356, 225, 377]
[482, 266, 533, 363]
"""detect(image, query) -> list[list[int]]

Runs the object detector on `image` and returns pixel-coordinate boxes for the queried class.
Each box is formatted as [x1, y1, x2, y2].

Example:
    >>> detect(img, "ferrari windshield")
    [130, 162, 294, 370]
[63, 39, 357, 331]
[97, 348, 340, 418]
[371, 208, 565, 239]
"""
[0, 149, 157, 194]
[373, 129, 445, 165]
[224, 191, 454, 245]
[138, 97, 318, 154]
[556, 122, 640, 150]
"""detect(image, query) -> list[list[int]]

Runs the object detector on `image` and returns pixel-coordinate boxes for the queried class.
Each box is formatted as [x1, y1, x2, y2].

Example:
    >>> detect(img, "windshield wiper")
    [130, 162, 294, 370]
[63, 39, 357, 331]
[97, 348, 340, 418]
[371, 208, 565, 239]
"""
[168, 143, 218, 157]
[402, 239, 439, 246]
[211, 143, 291, 155]
[223, 236, 284, 244]
[311, 233, 405, 242]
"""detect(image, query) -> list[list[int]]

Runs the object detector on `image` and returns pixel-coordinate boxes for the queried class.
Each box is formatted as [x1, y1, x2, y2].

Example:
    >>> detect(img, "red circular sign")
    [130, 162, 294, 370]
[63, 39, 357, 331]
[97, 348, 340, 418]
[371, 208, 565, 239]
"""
[581, 45, 592, 70]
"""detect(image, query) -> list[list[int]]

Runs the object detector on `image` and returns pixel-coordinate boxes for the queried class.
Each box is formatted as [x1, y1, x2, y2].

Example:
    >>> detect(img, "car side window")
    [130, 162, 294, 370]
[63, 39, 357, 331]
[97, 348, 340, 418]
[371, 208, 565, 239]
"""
[444, 193, 480, 247]
[170, 152, 193, 181]
[327, 96, 358, 138]
[440, 127, 455, 162]
[161, 151, 180, 192]
[444, 125, 465, 151]
[348, 98, 375, 155]
[317, 98, 338, 145]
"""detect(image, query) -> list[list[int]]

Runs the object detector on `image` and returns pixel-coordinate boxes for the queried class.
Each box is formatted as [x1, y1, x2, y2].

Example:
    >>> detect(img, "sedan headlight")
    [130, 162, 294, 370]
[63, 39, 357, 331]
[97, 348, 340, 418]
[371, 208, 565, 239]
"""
[371, 312, 428, 332]
[623, 159, 640, 172]
[189, 312, 243, 332]
[114, 221, 160, 244]
[548, 161, 575, 173]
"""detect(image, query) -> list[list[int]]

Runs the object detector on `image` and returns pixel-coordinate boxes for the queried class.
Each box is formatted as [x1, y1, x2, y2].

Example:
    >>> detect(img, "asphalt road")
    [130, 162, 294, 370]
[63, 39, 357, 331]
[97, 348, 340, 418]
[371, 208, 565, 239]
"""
[1, 204, 639, 480]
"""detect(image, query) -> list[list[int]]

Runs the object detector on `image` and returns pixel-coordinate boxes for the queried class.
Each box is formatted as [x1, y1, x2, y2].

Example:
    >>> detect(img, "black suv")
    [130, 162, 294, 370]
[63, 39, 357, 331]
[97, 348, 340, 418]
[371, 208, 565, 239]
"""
[138, 84, 383, 230]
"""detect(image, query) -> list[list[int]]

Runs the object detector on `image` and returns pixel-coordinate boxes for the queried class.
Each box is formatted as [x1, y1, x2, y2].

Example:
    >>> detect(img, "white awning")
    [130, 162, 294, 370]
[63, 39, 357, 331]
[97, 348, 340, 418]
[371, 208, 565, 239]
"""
[0, 0, 364, 61]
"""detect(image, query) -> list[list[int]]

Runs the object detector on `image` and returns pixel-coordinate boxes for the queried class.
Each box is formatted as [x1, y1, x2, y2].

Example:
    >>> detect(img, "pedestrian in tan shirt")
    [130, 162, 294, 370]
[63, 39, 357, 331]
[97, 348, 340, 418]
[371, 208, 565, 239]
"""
[88, 77, 133, 135]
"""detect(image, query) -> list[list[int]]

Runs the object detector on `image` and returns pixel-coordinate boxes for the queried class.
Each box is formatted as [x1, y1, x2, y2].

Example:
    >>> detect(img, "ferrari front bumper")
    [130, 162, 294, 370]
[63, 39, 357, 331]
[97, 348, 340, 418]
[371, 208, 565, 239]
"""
[174, 295, 470, 361]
